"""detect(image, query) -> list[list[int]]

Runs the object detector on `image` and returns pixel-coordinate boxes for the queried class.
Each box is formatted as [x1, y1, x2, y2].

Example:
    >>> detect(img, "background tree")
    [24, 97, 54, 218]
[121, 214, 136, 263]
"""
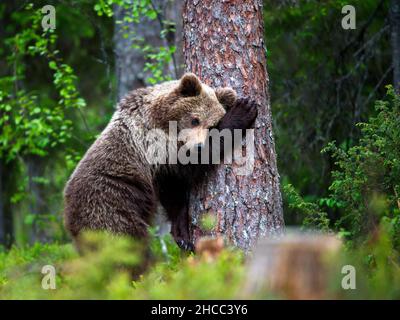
[0, 162, 15, 247]
[183, 0, 284, 250]
[114, 0, 184, 99]
[390, 0, 400, 92]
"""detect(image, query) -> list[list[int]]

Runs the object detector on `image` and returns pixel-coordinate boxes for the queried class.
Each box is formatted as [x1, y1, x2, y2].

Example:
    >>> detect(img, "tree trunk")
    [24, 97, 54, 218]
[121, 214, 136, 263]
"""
[390, 0, 400, 92]
[165, 0, 185, 77]
[183, 0, 284, 251]
[0, 162, 14, 248]
[26, 156, 47, 243]
[114, 0, 184, 99]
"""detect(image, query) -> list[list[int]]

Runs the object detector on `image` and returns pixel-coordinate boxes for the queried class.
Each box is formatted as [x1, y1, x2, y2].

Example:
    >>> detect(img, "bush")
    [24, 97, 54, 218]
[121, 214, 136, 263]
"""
[0, 231, 244, 300]
[324, 86, 400, 248]
[0, 228, 399, 299]
[285, 87, 400, 250]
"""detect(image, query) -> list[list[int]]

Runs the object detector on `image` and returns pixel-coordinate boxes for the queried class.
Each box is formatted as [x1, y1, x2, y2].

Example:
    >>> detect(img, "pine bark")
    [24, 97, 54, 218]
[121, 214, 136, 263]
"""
[183, 0, 284, 251]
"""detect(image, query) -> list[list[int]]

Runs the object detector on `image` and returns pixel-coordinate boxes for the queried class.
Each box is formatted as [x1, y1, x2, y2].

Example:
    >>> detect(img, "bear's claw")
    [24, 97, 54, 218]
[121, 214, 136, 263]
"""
[234, 98, 259, 126]
[177, 239, 195, 252]
[218, 97, 259, 130]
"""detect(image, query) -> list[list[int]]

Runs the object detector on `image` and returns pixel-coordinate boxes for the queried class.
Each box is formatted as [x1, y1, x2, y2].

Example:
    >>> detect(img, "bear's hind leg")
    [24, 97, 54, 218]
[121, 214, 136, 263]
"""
[157, 175, 194, 251]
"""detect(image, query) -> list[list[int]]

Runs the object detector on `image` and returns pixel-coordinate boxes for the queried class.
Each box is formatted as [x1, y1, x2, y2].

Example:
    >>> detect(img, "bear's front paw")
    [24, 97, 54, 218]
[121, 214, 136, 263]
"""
[177, 239, 195, 252]
[234, 98, 259, 126]
[218, 98, 258, 130]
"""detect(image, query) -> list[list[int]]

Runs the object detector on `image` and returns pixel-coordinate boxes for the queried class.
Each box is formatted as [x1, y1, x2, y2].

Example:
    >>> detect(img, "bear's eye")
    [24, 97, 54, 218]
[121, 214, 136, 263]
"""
[191, 118, 200, 127]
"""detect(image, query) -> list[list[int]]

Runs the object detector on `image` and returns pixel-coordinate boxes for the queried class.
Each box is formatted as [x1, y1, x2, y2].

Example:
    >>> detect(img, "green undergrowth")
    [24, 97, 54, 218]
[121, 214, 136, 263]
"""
[0, 225, 399, 299]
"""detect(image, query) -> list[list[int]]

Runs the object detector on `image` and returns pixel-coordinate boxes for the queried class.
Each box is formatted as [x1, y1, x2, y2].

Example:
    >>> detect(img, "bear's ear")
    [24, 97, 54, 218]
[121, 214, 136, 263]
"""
[215, 87, 237, 109]
[177, 73, 202, 97]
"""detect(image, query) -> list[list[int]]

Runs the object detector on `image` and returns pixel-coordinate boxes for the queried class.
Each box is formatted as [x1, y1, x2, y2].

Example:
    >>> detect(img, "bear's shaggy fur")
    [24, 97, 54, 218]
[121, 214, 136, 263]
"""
[63, 73, 257, 250]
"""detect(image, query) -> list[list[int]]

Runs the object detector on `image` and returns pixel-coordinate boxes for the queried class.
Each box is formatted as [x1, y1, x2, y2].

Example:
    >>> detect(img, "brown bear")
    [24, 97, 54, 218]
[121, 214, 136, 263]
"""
[63, 73, 257, 251]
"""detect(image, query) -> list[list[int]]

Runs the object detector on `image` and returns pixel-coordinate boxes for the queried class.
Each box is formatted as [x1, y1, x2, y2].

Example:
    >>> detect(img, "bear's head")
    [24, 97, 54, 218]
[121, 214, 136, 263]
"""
[159, 73, 237, 150]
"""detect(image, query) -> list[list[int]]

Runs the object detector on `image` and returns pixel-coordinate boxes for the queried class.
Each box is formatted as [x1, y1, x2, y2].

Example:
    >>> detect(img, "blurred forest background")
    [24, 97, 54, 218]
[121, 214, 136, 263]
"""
[0, 0, 400, 299]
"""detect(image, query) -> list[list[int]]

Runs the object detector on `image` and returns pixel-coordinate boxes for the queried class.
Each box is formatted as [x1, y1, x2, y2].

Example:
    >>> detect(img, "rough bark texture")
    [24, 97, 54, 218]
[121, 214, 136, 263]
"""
[390, 0, 400, 92]
[183, 0, 284, 251]
[114, 0, 184, 100]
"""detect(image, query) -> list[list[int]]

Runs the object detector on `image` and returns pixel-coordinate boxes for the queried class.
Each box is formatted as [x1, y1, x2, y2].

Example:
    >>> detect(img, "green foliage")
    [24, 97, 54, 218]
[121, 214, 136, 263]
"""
[323, 87, 400, 247]
[286, 87, 400, 252]
[199, 212, 218, 232]
[332, 221, 400, 299]
[0, 242, 75, 288]
[0, 232, 245, 299]
[142, 45, 176, 84]
[0, 6, 85, 162]
[99, 0, 176, 84]
[283, 183, 330, 232]
[1, 229, 399, 299]
[94, 0, 157, 20]
[265, 0, 392, 221]
[0, 1, 112, 244]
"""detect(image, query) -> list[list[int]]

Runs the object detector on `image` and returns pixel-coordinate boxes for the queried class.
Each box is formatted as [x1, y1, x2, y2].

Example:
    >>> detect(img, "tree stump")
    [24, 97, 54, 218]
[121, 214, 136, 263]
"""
[243, 232, 342, 299]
